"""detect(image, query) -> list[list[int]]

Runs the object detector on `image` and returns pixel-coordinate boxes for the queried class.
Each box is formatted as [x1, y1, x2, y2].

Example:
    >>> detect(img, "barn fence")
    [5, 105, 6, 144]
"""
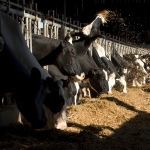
[0, 0, 148, 56]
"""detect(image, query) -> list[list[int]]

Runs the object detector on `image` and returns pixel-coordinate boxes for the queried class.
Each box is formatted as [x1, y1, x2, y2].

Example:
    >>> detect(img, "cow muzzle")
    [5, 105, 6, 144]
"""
[72, 72, 85, 81]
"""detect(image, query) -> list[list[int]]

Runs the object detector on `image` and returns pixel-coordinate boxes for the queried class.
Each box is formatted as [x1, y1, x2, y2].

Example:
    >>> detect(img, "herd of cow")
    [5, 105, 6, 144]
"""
[0, 10, 150, 130]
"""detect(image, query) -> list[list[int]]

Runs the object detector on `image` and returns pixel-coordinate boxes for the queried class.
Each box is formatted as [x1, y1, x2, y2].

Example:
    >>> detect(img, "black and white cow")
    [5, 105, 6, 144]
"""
[65, 33, 109, 98]
[32, 34, 85, 81]
[47, 64, 80, 106]
[123, 53, 147, 87]
[32, 34, 84, 110]
[110, 48, 130, 92]
[78, 50, 109, 97]
[0, 11, 67, 130]
[140, 53, 150, 83]
[91, 42, 128, 94]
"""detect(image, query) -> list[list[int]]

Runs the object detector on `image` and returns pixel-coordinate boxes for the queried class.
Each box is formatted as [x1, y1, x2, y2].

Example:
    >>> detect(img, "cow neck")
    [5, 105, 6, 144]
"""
[73, 33, 99, 49]
[38, 43, 62, 66]
[78, 50, 88, 63]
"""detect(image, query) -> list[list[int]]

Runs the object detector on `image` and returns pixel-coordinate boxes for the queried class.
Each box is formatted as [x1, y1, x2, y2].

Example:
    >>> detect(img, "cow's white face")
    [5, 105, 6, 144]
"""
[82, 21, 94, 36]
[82, 15, 106, 36]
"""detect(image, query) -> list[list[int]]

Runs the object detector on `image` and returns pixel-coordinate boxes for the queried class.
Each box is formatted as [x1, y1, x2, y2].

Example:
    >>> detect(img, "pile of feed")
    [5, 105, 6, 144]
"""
[0, 85, 150, 150]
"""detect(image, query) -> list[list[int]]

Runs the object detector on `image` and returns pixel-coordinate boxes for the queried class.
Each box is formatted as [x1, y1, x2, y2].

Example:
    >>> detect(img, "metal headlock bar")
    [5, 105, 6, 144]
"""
[0, 0, 148, 56]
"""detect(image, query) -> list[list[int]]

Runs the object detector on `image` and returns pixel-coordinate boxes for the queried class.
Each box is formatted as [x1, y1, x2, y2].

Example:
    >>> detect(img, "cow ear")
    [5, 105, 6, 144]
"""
[30, 67, 41, 89]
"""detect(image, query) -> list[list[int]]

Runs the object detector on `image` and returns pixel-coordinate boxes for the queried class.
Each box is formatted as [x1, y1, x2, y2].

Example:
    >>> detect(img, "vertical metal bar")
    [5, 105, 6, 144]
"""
[28, 18, 32, 52]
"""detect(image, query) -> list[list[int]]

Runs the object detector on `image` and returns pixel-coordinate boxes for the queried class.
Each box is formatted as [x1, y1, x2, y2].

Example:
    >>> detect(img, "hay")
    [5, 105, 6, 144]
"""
[1, 85, 150, 150]
[101, 9, 142, 44]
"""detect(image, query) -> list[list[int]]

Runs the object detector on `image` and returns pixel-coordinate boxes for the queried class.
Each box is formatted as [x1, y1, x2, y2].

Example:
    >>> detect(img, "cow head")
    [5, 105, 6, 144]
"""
[55, 40, 85, 80]
[62, 77, 77, 106]
[88, 68, 109, 97]
[15, 67, 65, 129]
[82, 9, 110, 37]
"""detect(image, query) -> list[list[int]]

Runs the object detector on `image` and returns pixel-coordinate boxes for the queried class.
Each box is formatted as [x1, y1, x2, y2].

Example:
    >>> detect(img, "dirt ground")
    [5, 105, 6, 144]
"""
[0, 84, 150, 150]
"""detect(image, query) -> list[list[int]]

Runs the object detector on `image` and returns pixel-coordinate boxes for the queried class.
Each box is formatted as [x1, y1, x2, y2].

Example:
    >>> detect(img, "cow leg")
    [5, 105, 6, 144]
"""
[82, 87, 87, 97]
[132, 79, 136, 87]
[136, 80, 142, 87]
[87, 88, 91, 98]
[119, 75, 127, 93]
[108, 73, 116, 94]
[142, 76, 146, 85]
[81, 87, 91, 98]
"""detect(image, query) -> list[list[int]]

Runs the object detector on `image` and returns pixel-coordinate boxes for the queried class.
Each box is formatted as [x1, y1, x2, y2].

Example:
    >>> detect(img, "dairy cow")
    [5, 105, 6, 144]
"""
[32, 34, 85, 81]
[91, 42, 128, 94]
[31, 10, 110, 98]
[79, 50, 109, 97]
[0, 11, 66, 129]
[110, 49, 130, 92]
[91, 45, 117, 94]
[65, 34, 109, 98]
[82, 9, 109, 38]
[69, 10, 109, 53]
[123, 53, 147, 87]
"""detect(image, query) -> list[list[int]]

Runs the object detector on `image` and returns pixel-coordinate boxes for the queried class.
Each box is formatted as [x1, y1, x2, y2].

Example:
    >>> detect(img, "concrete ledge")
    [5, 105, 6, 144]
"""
[0, 104, 22, 127]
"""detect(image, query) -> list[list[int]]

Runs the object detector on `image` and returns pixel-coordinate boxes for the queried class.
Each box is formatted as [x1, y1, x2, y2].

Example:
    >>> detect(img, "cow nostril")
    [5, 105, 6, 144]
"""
[82, 72, 85, 78]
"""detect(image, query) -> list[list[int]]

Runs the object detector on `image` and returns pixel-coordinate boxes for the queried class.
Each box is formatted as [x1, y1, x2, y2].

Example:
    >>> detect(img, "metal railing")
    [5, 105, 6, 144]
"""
[0, 0, 148, 56]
